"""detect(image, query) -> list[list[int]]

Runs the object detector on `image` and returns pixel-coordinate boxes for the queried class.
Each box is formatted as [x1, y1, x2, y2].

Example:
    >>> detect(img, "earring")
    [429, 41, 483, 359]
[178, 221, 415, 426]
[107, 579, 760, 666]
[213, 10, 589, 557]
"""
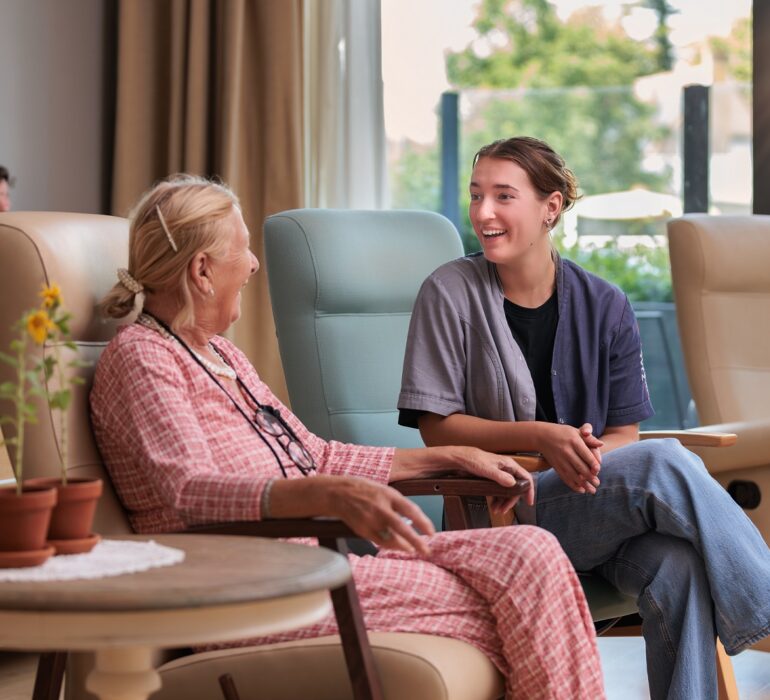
[208, 288, 215, 297]
[545, 218, 553, 229]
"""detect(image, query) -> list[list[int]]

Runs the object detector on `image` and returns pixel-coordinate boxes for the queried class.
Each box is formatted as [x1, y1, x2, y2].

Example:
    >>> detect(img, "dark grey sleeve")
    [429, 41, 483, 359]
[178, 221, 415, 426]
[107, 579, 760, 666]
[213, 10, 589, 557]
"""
[606, 297, 655, 426]
[398, 276, 467, 427]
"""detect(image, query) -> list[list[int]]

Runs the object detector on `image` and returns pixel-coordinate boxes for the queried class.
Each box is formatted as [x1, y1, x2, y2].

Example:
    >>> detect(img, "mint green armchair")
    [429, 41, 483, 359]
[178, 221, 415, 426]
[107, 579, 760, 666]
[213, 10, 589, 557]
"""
[264, 209, 461, 525]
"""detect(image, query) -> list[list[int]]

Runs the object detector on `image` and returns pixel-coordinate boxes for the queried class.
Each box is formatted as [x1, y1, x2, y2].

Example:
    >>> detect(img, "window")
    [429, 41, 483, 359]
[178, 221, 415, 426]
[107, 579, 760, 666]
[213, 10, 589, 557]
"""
[381, 0, 752, 429]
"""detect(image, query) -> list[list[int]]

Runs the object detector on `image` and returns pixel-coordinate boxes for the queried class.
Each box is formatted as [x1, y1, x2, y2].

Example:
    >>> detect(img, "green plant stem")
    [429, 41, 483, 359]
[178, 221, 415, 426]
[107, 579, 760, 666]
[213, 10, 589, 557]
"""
[53, 341, 67, 485]
[14, 333, 26, 496]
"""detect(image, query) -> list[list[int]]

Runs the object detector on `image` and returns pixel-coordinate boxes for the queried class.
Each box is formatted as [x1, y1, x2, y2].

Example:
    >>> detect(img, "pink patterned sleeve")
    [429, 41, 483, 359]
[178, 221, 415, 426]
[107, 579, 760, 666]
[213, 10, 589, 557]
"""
[261, 396, 395, 484]
[97, 338, 270, 523]
[310, 434, 396, 484]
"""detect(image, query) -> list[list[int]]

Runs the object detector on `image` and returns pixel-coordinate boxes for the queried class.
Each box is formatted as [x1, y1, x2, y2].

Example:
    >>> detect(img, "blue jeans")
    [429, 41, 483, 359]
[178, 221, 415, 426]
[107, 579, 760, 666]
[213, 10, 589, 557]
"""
[532, 439, 770, 700]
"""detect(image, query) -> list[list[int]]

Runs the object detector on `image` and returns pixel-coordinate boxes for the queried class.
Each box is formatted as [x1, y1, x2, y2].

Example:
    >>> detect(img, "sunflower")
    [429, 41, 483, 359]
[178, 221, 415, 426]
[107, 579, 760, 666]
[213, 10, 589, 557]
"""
[26, 310, 54, 345]
[40, 283, 62, 309]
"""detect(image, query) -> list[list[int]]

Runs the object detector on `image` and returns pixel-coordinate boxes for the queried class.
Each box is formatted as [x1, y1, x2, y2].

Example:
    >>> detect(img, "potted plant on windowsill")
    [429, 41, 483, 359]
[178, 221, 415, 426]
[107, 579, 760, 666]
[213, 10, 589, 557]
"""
[0, 284, 101, 567]
[23, 284, 102, 555]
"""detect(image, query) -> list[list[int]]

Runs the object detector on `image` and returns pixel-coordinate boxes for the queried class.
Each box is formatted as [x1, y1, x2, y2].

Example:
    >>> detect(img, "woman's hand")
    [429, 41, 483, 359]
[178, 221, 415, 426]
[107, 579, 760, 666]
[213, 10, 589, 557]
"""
[390, 445, 535, 512]
[322, 476, 435, 556]
[537, 423, 602, 494]
[579, 423, 604, 465]
[451, 446, 535, 510]
[268, 475, 435, 555]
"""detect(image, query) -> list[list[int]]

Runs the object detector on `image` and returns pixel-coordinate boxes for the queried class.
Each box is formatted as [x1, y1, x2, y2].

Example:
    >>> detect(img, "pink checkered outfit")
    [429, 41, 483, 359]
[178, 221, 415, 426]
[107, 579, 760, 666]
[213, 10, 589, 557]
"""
[91, 324, 605, 699]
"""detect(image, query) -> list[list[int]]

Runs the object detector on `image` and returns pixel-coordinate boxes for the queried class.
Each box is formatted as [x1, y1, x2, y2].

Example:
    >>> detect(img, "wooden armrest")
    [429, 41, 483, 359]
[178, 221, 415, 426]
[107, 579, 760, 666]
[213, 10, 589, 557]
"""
[669, 419, 770, 474]
[187, 518, 357, 540]
[392, 476, 530, 532]
[473, 454, 548, 471]
[640, 430, 737, 447]
[391, 476, 531, 498]
[510, 454, 549, 471]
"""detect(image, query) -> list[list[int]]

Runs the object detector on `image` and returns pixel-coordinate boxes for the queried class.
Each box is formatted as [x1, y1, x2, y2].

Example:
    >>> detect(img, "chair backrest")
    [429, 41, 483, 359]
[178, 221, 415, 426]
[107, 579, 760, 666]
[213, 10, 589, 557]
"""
[0, 212, 132, 534]
[667, 214, 770, 424]
[263, 209, 464, 448]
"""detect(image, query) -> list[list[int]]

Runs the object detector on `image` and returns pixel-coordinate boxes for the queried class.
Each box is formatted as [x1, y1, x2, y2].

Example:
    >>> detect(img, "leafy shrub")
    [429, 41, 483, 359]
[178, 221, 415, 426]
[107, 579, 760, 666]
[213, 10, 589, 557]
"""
[554, 236, 673, 302]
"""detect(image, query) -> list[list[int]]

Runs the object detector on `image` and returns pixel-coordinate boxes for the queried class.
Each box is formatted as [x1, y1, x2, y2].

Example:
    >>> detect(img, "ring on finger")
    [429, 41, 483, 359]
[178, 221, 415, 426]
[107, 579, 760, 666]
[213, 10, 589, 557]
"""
[378, 528, 393, 541]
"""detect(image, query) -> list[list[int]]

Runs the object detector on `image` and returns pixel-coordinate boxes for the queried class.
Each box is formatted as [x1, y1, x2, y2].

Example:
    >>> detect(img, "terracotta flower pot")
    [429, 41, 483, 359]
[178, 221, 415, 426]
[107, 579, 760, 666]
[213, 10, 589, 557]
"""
[24, 478, 103, 554]
[0, 485, 57, 568]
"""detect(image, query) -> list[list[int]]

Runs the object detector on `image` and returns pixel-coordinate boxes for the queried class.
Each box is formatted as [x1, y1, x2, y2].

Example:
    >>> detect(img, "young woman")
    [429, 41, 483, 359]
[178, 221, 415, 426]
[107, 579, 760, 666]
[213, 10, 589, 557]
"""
[398, 136, 770, 700]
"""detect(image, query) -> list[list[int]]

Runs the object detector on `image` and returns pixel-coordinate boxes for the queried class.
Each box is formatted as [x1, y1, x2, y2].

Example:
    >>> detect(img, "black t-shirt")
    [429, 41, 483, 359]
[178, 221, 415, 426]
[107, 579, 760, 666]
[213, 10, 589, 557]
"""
[503, 291, 558, 423]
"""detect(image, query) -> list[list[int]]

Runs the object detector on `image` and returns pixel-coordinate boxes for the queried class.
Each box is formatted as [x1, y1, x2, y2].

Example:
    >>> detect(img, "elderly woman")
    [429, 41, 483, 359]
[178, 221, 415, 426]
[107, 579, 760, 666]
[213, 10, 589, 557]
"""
[90, 175, 605, 699]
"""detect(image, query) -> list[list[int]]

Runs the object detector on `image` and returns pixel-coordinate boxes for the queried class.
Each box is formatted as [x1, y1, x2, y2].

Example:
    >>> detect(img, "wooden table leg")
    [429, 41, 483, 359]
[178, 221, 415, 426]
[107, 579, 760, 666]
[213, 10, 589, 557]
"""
[86, 647, 161, 700]
[32, 651, 67, 700]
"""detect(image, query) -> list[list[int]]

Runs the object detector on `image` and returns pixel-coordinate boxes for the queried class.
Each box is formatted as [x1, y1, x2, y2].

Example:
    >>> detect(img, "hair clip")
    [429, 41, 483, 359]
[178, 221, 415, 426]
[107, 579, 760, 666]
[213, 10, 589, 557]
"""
[117, 268, 144, 295]
[156, 205, 178, 252]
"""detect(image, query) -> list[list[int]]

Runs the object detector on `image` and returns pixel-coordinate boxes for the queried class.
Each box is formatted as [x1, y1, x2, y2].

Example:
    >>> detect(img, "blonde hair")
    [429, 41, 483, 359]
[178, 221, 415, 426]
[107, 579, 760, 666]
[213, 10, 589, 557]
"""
[98, 174, 240, 331]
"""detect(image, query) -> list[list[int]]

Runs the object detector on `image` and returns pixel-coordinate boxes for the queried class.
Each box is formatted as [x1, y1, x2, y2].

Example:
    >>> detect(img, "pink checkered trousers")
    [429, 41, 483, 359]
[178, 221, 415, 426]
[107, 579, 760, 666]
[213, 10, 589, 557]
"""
[91, 324, 605, 699]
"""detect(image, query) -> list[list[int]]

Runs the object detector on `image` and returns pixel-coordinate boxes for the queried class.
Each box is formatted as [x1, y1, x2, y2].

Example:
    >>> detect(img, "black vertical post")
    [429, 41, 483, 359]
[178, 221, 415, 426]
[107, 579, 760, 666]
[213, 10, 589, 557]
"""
[754, 0, 770, 213]
[683, 84, 710, 214]
[440, 92, 460, 230]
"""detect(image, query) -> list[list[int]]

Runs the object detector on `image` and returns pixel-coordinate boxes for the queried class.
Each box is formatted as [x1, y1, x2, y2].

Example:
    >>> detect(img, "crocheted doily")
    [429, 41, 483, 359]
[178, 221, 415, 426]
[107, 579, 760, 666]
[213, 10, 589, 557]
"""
[0, 540, 185, 582]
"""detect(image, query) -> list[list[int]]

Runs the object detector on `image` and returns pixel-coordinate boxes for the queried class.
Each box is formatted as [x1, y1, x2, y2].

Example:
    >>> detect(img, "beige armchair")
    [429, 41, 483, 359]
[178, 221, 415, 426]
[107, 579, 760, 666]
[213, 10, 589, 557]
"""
[668, 214, 770, 549]
[0, 211, 508, 700]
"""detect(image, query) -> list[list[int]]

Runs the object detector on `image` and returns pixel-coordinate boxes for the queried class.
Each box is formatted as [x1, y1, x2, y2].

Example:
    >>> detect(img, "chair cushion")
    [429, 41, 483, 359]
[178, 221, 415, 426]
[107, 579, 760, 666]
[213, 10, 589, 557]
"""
[155, 632, 504, 700]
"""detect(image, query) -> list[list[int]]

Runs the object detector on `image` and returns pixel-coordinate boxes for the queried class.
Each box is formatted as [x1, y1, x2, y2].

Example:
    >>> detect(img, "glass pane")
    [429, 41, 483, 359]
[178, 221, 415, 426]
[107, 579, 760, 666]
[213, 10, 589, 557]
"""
[710, 81, 752, 215]
[382, 0, 752, 429]
[382, 0, 476, 214]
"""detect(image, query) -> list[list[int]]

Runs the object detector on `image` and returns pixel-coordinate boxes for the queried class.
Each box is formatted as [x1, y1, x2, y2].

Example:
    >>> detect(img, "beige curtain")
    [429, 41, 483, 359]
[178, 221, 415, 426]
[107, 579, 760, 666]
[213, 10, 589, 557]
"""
[110, 0, 303, 401]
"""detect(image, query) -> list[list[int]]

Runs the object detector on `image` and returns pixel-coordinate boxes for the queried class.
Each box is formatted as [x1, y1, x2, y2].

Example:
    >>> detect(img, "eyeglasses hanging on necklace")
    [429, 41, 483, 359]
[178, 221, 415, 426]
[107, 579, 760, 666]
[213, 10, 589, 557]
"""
[138, 311, 317, 477]
[252, 403, 316, 475]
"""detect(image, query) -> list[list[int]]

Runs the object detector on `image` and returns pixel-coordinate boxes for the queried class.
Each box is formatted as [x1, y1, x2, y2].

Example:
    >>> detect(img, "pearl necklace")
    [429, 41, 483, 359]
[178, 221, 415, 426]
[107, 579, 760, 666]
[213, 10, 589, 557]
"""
[136, 313, 238, 381]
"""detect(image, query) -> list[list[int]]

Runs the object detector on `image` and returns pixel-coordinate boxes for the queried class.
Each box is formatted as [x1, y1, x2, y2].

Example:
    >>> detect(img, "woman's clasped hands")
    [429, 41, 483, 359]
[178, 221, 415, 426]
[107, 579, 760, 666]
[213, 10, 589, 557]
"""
[537, 422, 603, 494]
